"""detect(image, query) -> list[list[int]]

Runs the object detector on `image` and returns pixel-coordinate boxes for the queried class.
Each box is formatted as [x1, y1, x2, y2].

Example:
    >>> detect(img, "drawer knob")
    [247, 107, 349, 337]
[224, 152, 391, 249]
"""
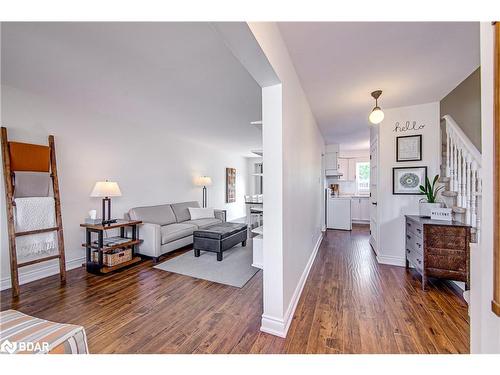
[416, 242, 421, 248]
[406, 235, 411, 239]
[416, 228, 421, 233]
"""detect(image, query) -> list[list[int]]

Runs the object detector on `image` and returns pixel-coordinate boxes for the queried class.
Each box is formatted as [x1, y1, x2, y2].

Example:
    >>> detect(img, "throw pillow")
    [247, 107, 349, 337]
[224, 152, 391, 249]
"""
[188, 207, 215, 220]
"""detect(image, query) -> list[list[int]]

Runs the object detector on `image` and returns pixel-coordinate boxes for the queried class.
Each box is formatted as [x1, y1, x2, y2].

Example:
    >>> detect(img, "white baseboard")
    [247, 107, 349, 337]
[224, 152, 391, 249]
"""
[260, 232, 323, 338]
[376, 254, 406, 267]
[252, 262, 263, 269]
[0, 257, 84, 291]
[352, 220, 370, 224]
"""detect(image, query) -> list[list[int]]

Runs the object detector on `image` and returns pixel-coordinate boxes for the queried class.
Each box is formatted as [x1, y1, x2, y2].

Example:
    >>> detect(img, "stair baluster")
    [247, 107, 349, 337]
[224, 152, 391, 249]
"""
[441, 115, 481, 243]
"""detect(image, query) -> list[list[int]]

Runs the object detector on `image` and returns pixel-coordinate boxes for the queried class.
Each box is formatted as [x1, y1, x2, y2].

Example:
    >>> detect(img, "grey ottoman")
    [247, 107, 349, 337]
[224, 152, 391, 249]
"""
[193, 222, 248, 261]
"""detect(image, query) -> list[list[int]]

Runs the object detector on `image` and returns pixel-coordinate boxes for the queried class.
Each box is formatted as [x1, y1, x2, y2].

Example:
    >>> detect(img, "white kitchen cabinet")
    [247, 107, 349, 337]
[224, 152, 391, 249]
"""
[360, 197, 370, 221]
[351, 198, 360, 221]
[325, 152, 337, 170]
[325, 151, 338, 174]
[351, 197, 370, 222]
[327, 197, 352, 230]
[338, 158, 359, 181]
[337, 158, 349, 180]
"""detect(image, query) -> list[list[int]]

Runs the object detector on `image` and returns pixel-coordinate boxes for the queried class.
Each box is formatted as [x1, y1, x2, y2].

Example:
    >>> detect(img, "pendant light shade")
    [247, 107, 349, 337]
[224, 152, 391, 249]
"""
[368, 90, 384, 125]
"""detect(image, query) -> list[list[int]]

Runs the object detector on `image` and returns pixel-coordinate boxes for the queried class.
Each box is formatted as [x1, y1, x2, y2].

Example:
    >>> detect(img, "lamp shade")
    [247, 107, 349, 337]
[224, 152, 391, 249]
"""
[90, 181, 122, 197]
[369, 106, 385, 124]
[194, 176, 212, 187]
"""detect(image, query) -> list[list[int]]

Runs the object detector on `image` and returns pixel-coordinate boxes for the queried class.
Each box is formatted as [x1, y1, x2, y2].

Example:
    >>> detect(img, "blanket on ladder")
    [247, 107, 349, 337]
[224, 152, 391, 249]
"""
[14, 197, 57, 258]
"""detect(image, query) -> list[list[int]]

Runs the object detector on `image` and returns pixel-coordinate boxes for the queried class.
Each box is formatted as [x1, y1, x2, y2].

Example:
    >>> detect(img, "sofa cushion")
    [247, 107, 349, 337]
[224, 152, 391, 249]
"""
[171, 201, 200, 222]
[129, 204, 176, 226]
[185, 218, 222, 229]
[161, 223, 197, 244]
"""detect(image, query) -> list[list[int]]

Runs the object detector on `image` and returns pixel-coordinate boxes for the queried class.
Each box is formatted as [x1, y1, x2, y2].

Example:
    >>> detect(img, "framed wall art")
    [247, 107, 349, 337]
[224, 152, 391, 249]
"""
[396, 134, 422, 162]
[392, 166, 427, 195]
[226, 167, 236, 203]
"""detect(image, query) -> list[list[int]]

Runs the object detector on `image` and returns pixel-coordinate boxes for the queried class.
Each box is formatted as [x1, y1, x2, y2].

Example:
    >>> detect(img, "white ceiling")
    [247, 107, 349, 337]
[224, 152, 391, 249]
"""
[278, 22, 480, 150]
[1, 22, 262, 155]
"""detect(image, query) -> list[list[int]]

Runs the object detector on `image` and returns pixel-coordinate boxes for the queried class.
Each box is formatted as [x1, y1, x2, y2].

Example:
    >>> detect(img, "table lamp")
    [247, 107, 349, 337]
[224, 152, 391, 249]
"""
[90, 180, 122, 224]
[194, 176, 212, 208]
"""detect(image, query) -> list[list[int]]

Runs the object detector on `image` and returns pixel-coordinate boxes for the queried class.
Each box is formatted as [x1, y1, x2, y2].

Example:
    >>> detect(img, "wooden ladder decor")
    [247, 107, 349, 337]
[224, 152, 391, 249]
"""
[1, 126, 66, 297]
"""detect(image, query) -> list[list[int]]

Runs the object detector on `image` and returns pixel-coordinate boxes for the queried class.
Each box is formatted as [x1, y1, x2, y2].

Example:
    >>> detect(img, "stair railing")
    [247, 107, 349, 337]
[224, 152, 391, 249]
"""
[442, 115, 482, 241]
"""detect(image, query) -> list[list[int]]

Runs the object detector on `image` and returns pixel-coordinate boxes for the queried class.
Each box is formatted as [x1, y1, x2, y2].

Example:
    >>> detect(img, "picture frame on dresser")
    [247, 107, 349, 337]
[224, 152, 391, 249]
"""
[396, 134, 422, 162]
[392, 166, 427, 195]
[492, 21, 500, 317]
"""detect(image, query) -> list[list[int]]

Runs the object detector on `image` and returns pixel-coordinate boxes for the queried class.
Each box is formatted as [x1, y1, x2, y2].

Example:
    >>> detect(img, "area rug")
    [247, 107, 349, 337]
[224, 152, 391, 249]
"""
[153, 244, 259, 288]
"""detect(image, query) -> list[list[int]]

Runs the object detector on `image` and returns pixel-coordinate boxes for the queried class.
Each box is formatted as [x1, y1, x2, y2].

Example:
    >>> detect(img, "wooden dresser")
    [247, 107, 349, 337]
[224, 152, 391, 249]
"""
[405, 215, 471, 290]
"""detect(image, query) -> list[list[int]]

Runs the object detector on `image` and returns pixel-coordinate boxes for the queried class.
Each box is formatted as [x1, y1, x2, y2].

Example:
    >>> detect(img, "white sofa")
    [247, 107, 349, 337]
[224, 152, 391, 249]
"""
[127, 201, 226, 262]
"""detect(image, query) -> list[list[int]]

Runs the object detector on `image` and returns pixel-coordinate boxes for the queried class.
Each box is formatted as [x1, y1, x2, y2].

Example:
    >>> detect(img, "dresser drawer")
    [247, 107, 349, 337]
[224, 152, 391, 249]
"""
[406, 220, 423, 239]
[426, 234, 467, 249]
[426, 226, 467, 247]
[406, 232, 423, 254]
[426, 248, 466, 272]
[426, 268, 467, 282]
[407, 248, 423, 271]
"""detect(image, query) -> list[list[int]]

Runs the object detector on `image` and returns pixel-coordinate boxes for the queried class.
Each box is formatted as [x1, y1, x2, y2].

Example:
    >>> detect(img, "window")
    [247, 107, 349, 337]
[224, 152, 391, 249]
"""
[356, 161, 370, 193]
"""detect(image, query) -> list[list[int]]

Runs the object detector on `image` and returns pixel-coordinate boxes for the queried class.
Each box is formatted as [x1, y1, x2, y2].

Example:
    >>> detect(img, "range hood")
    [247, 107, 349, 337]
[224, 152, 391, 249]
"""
[325, 170, 343, 177]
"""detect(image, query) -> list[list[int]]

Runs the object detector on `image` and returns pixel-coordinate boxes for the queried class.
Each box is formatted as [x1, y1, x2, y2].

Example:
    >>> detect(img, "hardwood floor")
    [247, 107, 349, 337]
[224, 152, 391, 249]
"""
[0, 225, 469, 353]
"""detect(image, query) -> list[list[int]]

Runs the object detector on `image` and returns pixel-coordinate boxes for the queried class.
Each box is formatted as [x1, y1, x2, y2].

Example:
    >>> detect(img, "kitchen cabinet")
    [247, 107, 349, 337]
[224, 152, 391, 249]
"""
[327, 197, 352, 230]
[351, 197, 370, 222]
[338, 158, 358, 181]
[325, 151, 338, 175]
[360, 197, 370, 221]
[337, 158, 349, 180]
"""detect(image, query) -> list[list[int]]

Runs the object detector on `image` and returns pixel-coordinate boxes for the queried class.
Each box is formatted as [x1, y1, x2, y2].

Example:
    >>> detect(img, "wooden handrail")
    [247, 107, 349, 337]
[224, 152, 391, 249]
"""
[442, 115, 482, 164]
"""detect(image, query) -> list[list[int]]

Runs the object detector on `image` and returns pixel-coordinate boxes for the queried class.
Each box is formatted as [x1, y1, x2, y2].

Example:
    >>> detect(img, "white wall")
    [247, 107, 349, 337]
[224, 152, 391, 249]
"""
[470, 22, 500, 354]
[376, 102, 440, 266]
[248, 23, 325, 337]
[0, 85, 249, 290]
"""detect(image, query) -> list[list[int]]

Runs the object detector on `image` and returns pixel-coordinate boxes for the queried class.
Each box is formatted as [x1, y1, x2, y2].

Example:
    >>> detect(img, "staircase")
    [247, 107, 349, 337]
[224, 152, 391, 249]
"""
[439, 115, 482, 243]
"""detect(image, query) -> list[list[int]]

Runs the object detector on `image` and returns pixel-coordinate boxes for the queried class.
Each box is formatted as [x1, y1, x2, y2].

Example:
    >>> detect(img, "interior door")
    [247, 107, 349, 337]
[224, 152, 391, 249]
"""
[369, 135, 378, 253]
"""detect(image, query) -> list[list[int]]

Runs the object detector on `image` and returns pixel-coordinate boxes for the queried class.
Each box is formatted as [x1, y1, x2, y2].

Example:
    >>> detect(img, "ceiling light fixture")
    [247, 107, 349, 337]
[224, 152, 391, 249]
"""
[368, 90, 384, 125]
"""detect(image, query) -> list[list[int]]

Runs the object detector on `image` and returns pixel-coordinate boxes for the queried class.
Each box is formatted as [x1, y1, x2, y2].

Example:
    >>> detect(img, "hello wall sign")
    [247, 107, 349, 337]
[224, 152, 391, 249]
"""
[393, 121, 426, 132]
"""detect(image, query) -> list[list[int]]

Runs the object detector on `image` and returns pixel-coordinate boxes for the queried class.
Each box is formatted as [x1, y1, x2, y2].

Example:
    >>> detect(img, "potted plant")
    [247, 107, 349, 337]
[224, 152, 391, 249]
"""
[418, 174, 444, 217]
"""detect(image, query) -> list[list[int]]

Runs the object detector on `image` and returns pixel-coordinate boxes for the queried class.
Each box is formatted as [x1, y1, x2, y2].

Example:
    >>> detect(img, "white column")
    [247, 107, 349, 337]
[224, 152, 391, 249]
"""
[470, 161, 478, 228]
[260, 84, 285, 336]
[450, 137, 455, 191]
[475, 169, 482, 240]
[465, 156, 472, 225]
[457, 146, 463, 206]
[446, 124, 451, 178]
[453, 138, 459, 192]
[461, 149, 467, 207]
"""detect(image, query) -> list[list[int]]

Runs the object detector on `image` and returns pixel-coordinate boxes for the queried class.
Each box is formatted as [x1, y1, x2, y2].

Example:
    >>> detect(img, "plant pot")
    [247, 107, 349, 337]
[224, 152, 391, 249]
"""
[419, 202, 443, 218]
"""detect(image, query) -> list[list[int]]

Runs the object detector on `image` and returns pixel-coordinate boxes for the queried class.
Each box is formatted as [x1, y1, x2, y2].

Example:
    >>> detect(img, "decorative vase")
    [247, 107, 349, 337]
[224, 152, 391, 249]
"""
[419, 202, 443, 218]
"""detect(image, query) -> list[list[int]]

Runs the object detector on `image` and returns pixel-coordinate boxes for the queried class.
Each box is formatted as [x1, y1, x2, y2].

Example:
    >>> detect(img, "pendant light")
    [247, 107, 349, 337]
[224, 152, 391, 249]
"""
[368, 90, 384, 124]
